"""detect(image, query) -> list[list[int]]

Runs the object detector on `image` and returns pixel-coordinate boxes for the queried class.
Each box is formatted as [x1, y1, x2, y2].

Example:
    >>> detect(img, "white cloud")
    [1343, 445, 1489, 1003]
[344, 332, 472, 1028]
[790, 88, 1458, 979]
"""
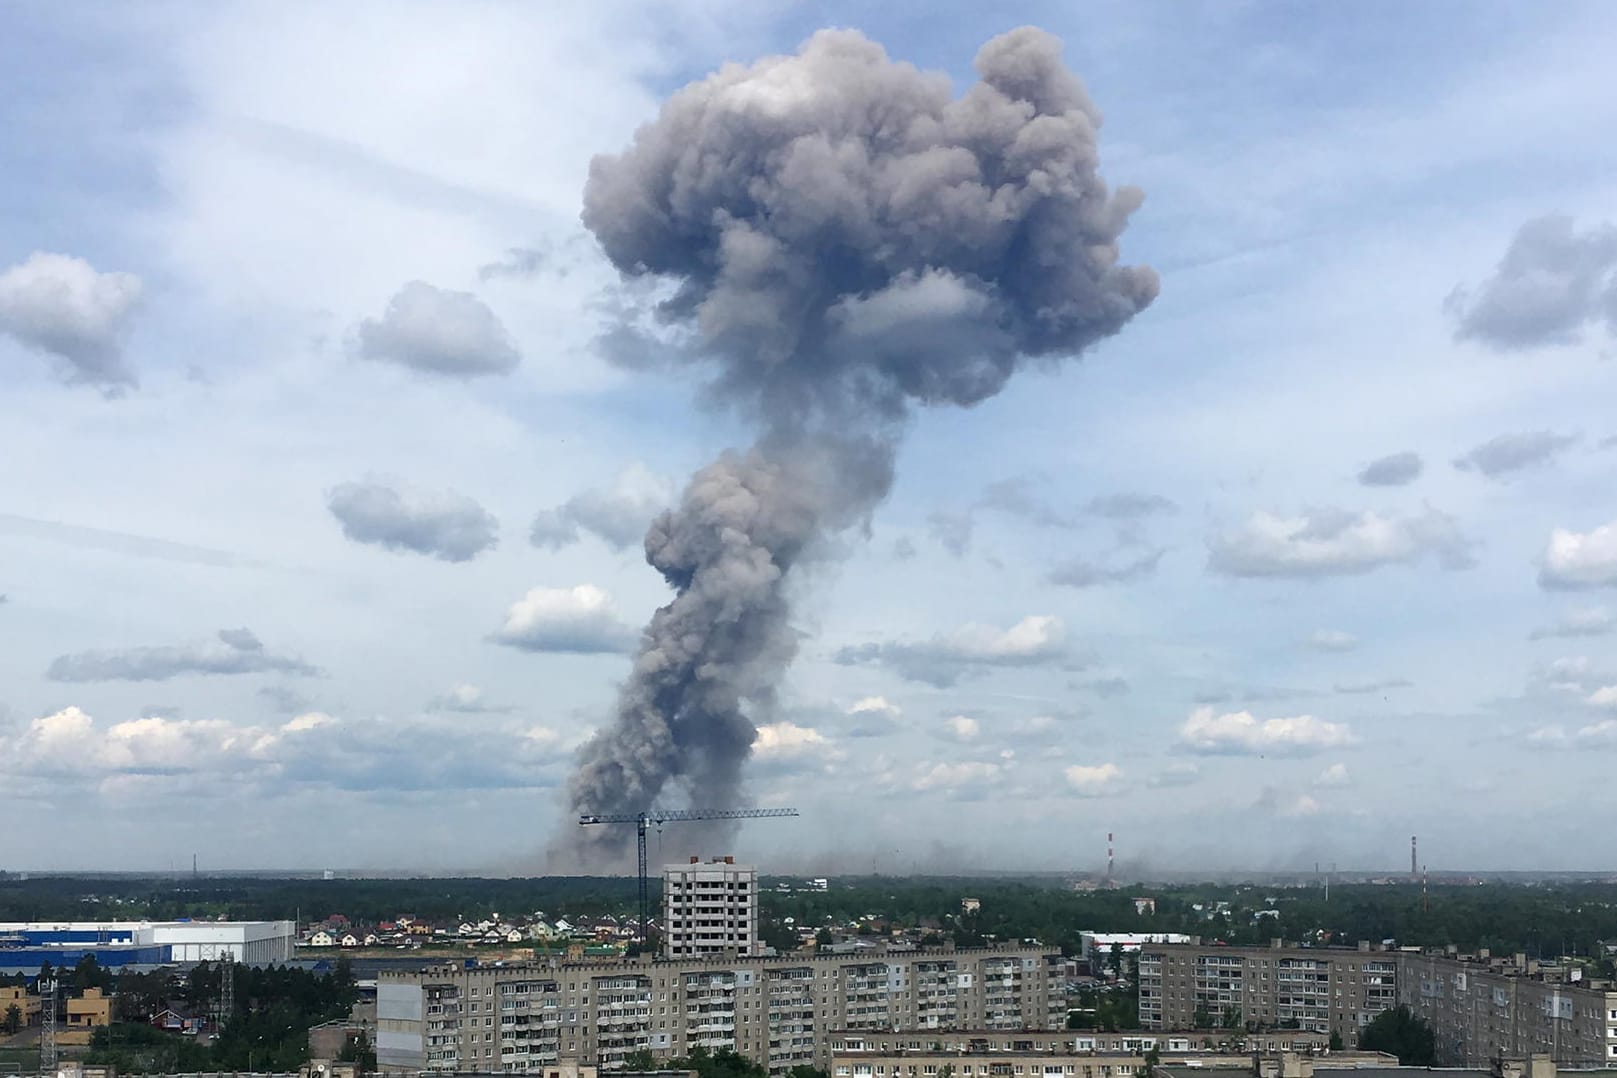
[489, 584, 637, 654]
[1208, 507, 1472, 578]
[0, 252, 143, 389]
[1587, 686, 1617, 709]
[1527, 720, 1617, 748]
[356, 280, 519, 378]
[841, 696, 903, 737]
[834, 615, 1069, 687]
[1282, 793, 1322, 817]
[1177, 707, 1355, 756]
[1148, 762, 1200, 788]
[1314, 763, 1350, 787]
[753, 721, 842, 764]
[530, 463, 676, 551]
[1541, 521, 1617, 590]
[427, 683, 509, 713]
[1530, 606, 1614, 640]
[911, 760, 1007, 799]
[1307, 629, 1358, 652]
[943, 715, 980, 742]
[327, 479, 499, 562]
[1064, 762, 1124, 797]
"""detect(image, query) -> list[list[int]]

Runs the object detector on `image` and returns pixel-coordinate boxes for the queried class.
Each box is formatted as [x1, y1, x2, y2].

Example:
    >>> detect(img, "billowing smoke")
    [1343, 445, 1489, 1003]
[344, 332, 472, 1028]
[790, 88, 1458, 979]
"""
[555, 26, 1158, 864]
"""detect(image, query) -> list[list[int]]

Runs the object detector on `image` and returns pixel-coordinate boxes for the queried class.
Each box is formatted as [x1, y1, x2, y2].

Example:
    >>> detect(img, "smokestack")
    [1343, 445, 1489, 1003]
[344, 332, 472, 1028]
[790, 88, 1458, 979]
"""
[1107, 832, 1114, 886]
[1411, 835, 1418, 879]
[554, 26, 1158, 865]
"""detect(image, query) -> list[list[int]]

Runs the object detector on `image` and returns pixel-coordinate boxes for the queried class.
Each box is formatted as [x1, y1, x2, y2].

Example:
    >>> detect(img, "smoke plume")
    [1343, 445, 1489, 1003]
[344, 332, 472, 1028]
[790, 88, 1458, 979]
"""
[556, 26, 1158, 865]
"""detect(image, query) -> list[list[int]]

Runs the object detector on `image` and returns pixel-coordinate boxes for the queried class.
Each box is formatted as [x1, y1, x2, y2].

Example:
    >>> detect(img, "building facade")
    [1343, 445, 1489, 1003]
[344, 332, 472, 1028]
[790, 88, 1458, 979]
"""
[831, 1029, 1332, 1056]
[1398, 951, 1617, 1067]
[662, 858, 760, 960]
[0, 920, 295, 969]
[1136, 942, 1398, 1043]
[376, 943, 1062, 1076]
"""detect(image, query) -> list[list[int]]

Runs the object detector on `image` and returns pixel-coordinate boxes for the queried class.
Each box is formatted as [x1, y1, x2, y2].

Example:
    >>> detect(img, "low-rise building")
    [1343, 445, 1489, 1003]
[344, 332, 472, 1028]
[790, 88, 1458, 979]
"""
[0, 984, 42, 1027]
[60, 987, 114, 1046]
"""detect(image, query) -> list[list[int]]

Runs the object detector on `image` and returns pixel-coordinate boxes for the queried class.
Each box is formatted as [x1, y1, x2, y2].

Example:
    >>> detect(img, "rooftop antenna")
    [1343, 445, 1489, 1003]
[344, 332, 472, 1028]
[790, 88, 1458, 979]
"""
[40, 976, 58, 1071]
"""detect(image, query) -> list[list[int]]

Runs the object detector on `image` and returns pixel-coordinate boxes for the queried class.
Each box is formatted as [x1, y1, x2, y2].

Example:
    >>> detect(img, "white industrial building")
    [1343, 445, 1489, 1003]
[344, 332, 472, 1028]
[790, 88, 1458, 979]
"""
[662, 856, 760, 958]
[1077, 930, 1193, 962]
[0, 920, 296, 965]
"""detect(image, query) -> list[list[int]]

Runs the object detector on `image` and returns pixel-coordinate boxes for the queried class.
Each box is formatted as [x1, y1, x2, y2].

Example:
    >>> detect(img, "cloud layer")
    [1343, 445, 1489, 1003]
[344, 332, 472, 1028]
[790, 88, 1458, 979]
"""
[835, 615, 1068, 687]
[1209, 507, 1471, 578]
[46, 629, 319, 683]
[490, 585, 638, 654]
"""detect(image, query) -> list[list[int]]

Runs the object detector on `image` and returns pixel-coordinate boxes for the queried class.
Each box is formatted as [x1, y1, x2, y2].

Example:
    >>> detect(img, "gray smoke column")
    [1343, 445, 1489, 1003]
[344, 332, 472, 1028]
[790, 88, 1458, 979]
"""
[555, 26, 1158, 865]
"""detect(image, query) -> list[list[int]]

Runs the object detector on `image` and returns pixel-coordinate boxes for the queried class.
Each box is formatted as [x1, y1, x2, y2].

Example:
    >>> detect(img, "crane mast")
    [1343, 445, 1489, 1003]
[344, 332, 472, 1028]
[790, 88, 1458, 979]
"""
[577, 807, 799, 948]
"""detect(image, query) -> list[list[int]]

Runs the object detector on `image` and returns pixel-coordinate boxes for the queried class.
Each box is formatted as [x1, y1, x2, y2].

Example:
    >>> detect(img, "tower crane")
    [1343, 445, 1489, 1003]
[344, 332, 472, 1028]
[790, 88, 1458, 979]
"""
[578, 807, 799, 946]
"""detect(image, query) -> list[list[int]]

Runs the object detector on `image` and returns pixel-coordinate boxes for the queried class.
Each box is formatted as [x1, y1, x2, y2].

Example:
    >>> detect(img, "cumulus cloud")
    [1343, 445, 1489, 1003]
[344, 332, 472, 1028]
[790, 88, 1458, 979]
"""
[1527, 720, 1617, 749]
[1048, 547, 1165, 588]
[0, 251, 143, 390]
[1177, 707, 1354, 757]
[1314, 763, 1351, 787]
[1208, 506, 1472, 578]
[427, 683, 510, 713]
[356, 280, 519, 377]
[1357, 451, 1423, 488]
[1530, 606, 1614, 640]
[834, 615, 1069, 687]
[0, 706, 566, 794]
[46, 628, 319, 683]
[529, 464, 675, 551]
[978, 477, 1073, 528]
[1453, 431, 1578, 480]
[1307, 629, 1359, 652]
[327, 479, 498, 562]
[1588, 686, 1617, 709]
[1064, 762, 1124, 797]
[1148, 762, 1200, 788]
[751, 722, 844, 775]
[844, 696, 903, 737]
[1540, 521, 1617, 590]
[489, 584, 638, 654]
[942, 715, 980, 742]
[910, 759, 1008, 800]
[1449, 215, 1617, 351]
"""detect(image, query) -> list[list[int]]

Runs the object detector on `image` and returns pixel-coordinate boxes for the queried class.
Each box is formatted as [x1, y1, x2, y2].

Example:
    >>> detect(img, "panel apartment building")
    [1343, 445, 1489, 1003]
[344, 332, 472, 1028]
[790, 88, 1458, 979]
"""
[663, 858, 761, 959]
[1137, 941, 1398, 1044]
[1399, 950, 1617, 1067]
[376, 943, 1062, 1076]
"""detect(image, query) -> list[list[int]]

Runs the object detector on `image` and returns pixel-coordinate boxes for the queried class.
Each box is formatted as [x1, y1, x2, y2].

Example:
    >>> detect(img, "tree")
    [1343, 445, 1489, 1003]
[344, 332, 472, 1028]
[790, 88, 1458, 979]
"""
[625, 1050, 659, 1071]
[1192, 1003, 1213, 1029]
[337, 1030, 376, 1073]
[2, 1003, 21, 1035]
[1328, 1031, 1343, 1052]
[1143, 1046, 1161, 1073]
[1221, 1006, 1243, 1030]
[1360, 1006, 1435, 1066]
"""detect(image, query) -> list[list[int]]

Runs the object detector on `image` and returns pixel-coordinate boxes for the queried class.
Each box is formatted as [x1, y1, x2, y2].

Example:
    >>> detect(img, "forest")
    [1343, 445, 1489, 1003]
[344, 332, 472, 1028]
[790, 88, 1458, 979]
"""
[4, 873, 1617, 962]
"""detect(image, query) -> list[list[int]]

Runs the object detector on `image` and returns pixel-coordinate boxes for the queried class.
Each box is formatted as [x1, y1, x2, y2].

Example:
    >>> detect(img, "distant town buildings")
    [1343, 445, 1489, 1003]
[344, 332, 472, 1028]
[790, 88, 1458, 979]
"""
[1078, 932, 1193, 963]
[375, 942, 1062, 1074]
[661, 857, 761, 960]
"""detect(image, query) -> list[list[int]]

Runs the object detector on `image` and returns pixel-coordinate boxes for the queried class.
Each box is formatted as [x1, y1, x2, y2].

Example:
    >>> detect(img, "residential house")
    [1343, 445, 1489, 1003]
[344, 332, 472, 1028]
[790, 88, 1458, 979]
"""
[309, 930, 337, 947]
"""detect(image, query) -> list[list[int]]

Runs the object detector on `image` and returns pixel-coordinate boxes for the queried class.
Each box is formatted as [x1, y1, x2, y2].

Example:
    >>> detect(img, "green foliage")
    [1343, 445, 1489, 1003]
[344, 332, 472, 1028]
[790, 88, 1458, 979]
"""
[1192, 1003, 1213, 1029]
[1360, 1005, 1435, 1066]
[787, 1066, 831, 1078]
[337, 1029, 376, 1073]
[1221, 1006, 1243, 1030]
[88, 963, 355, 1075]
[624, 1049, 659, 1070]
[1, 1003, 21, 1035]
[1328, 1030, 1343, 1051]
[667, 1046, 769, 1078]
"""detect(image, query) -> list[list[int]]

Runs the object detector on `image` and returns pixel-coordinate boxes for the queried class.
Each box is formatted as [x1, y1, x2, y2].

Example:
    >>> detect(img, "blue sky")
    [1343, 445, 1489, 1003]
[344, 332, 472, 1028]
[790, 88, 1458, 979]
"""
[2, 1, 1616, 873]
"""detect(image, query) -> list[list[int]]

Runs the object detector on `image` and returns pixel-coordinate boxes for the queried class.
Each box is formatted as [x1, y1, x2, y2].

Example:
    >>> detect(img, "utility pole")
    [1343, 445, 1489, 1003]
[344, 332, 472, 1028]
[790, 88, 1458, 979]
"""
[219, 955, 235, 1031]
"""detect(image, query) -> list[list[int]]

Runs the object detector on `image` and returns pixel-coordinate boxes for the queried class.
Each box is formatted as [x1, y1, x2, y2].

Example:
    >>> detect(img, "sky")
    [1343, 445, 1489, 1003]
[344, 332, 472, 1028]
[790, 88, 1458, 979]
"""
[3, 1, 1617, 875]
